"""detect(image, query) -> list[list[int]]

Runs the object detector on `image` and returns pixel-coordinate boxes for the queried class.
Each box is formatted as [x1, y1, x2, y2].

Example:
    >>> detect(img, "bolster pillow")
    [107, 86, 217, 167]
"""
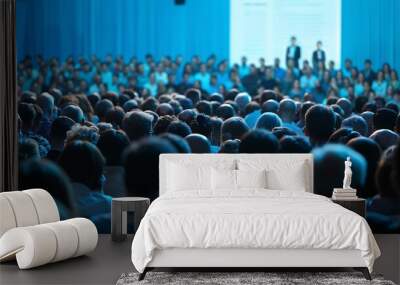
[0, 218, 98, 269]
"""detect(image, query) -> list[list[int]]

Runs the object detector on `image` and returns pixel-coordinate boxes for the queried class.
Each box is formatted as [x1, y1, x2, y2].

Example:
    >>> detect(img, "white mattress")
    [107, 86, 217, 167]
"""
[131, 190, 380, 273]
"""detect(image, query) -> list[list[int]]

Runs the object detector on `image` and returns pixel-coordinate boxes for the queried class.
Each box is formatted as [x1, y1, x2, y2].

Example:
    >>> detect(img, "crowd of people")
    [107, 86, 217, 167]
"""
[17, 53, 400, 233]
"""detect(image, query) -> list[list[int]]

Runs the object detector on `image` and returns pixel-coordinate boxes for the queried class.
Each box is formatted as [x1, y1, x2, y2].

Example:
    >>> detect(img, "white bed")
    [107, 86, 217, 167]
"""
[131, 154, 380, 280]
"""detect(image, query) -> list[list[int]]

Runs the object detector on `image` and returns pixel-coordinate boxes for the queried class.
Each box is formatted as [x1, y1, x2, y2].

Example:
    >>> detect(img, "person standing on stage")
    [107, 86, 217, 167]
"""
[286, 36, 301, 68]
[312, 40, 326, 70]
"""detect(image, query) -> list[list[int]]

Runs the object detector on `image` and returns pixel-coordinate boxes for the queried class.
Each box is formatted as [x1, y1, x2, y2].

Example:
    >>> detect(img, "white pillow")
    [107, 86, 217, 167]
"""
[237, 158, 309, 192]
[266, 162, 307, 191]
[236, 169, 267, 189]
[167, 163, 211, 191]
[211, 168, 236, 190]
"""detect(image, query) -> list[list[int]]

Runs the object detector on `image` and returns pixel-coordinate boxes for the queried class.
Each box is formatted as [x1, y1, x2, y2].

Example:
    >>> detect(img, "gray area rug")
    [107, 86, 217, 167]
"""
[117, 272, 396, 285]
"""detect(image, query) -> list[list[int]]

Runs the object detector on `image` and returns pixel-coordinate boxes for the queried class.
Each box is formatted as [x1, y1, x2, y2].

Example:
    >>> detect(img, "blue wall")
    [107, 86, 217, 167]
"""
[16, 0, 229, 62]
[341, 0, 400, 70]
[17, 0, 400, 69]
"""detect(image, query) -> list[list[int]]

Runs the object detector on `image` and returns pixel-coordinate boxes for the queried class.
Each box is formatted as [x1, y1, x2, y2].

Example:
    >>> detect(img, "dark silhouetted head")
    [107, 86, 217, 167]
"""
[239, 129, 279, 153]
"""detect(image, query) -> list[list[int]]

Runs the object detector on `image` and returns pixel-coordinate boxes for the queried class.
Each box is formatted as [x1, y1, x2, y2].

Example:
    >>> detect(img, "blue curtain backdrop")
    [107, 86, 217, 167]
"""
[341, 0, 400, 70]
[16, 0, 229, 62]
[17, 0, 400, 69]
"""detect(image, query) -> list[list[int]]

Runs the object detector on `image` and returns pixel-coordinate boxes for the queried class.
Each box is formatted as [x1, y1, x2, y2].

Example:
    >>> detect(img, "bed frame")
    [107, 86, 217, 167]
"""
[139, 248, 371, 280]
[138, 154, 372, 280]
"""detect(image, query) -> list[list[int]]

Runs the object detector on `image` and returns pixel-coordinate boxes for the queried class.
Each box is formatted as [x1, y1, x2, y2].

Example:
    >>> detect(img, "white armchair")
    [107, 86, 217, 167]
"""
[0, 189, 98, 269]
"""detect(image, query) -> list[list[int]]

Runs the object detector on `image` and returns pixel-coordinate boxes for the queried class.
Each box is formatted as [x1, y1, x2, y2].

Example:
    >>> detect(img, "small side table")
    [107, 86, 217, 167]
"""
[331, 198, 366, 218]
[111, 197, 150, 242]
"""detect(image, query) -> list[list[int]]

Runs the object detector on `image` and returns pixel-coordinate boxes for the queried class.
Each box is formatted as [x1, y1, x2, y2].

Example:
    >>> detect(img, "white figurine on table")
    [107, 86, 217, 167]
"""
[343, 156, 353, 190]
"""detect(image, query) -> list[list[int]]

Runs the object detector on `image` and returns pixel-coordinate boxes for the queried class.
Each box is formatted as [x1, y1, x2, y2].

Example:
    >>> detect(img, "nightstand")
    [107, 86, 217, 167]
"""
[111, 197, 150, 242]
[331, 198, 366, 218]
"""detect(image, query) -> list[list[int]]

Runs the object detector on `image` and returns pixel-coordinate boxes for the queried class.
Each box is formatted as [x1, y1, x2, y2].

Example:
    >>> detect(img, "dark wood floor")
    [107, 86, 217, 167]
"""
[1, 234, 398, 284]
[0, 235, 134, 285]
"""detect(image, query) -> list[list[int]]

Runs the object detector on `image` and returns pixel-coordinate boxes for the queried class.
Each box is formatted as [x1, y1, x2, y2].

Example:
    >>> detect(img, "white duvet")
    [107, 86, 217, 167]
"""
[131, 190, 380, 273]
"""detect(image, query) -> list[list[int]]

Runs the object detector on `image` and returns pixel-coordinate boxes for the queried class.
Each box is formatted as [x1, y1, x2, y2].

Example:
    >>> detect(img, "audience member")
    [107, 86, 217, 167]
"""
[239, 129, 279, 153]
[17, 53, 400, 233]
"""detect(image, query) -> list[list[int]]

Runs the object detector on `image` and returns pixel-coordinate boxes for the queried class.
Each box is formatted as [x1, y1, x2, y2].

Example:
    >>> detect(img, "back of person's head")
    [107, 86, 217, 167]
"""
[386, 102, 399, 114]
[118, 94, 130, 108]
[278, 98, 296, 122]
[375, 147, 398, 198]
[49, 88, 63, 106]
[354, 96, 369, 114]
[272, 127, 297, 140]
[209, 93, 224, 104]
[18, 102, 36, 129]
[169, 100, 183, 115]
[370, 129, 399, 151]
[299, 101, 315, 124]
[122, 110, 153, 141]
[37, 92, 54, 116]
[196, 100, 212, 116]
[97, 129, 130, 166]
[185, 134, 211, 153]
[19, 159, 75, 216]
[185, 88, 201, 105]
[280, 136, 311, 153]
[216, 103, 236, 120]
[219, 139, 240, 153]
[328, 128, 360, 144]
[313, 144, 367, 197]
[304, 105, 336, 146]
[105, 106, 125, 129]
[239, 129, 279, 153]
[94, 99, 114, 122]
[123, 137, 177, 200]
[342, 115, 368, 136]
[255, 112, 282, 131]
[58, 140, 105, 191]
[244, 102, 260, 116]
[156, 103, 174, 116]
[331, 104, 345, 118]
[144, 110, 159, 128]
[178, 109, 197, 124]
[261, 99, 279, 114]
[102, 92, 119, 106]
[167, 120, 192, 138]
[221, 117, 250, 143]
[50, 116, 75, 144]
[18, 139, 40, 163]
[87, 93, 101, 109]
[225, 89, 240, 101]
[361, 111, 375, 136]
[159, 133, 191, 153]
[153, 115, 176, 135]
[123, 99, 138, 112]
[347, 137, 382, 198]
[210, 101, 221, 116]
[260, 90, 278, 104]
[234, 92, 251, 114]
[61, 104, 85, 124]
[141, 97, 158, 112]
[189, 113, 212, 138]
[175, 96, 193, 110]
[336, 98, 353, 118]
[373, 108, 397, 131]
[65, 124, 99, 145]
